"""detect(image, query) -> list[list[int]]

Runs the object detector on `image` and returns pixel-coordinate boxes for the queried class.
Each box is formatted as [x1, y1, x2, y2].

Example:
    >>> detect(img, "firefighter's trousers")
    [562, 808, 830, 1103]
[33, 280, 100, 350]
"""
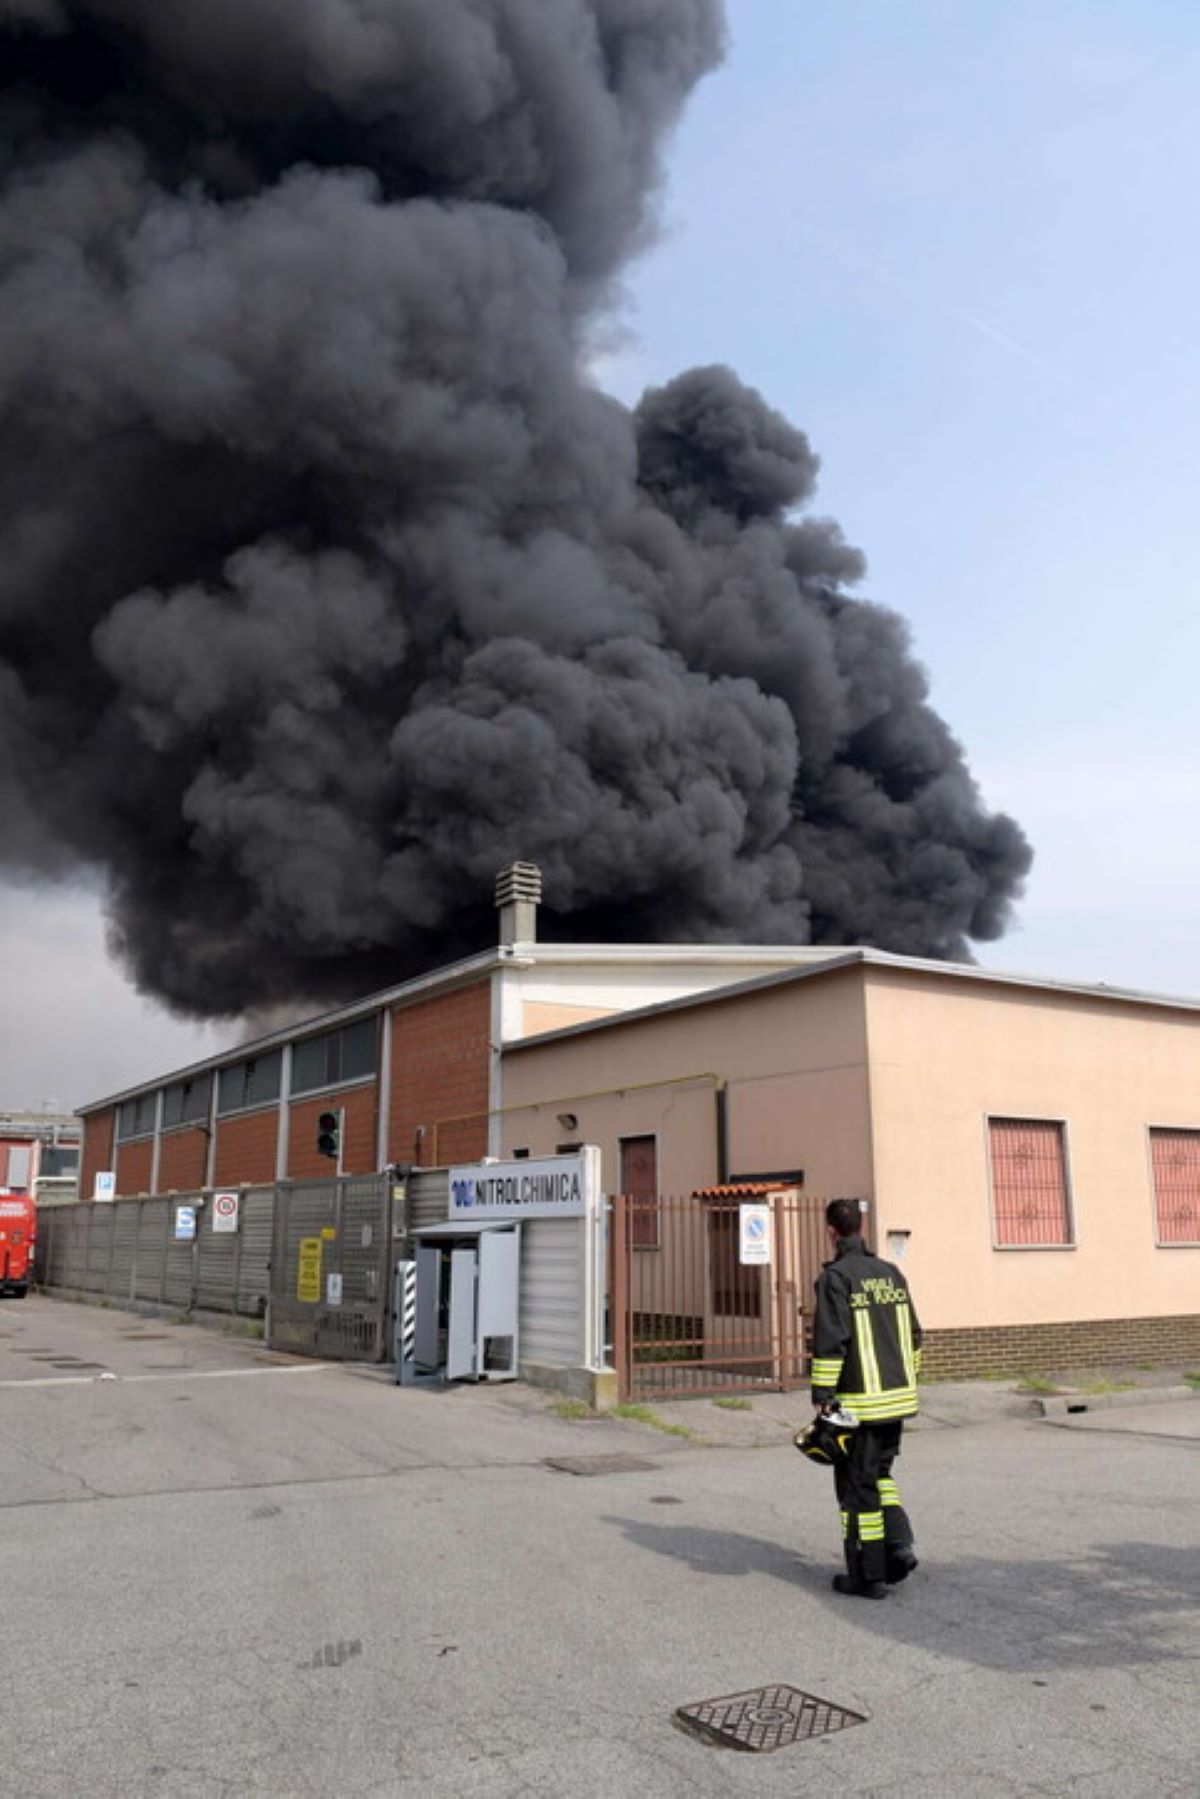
[833, 1418, 915, 1585]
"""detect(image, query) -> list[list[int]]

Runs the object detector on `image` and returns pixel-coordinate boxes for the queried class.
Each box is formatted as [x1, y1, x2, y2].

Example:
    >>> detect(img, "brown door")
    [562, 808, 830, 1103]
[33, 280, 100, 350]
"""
[620, 1137, 658, 1250]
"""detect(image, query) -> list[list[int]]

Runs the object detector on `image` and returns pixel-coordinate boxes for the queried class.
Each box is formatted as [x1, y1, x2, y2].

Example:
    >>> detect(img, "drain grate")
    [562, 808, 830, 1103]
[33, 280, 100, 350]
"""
[543, 1453, 657, 1477]
[46, 1359, 108, 1372]
[675, 1685, 867, 1754]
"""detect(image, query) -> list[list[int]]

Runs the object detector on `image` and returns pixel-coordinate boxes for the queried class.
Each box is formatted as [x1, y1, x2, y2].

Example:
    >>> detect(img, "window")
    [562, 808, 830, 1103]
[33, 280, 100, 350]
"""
[620, 1135, 659, 1251]
[988, 1118, 1073, 1247]
[162, 1074, 212, 1131]
[5, 1146, 32, 1191]
[291, 1018, 378, 1096]
[1149, 1129, 1200, 1245]
[218, 1050, 283, 1115]
[116, 1092, 158, 1140]
[41, 1145, 79, 1178]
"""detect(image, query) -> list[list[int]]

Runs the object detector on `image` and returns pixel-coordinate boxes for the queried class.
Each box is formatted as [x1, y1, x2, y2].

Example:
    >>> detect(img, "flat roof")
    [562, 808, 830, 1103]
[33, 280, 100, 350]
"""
[83, 935, 1200, 1117]
[76, 940, 842, 1116]
[504, 946, 1200, 1055]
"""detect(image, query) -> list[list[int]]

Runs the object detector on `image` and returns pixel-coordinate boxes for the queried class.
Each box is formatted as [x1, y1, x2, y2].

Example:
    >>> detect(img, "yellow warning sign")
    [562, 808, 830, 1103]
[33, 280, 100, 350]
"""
[297, 1236, 323, 1304]
[320, 1226, 337, 1241]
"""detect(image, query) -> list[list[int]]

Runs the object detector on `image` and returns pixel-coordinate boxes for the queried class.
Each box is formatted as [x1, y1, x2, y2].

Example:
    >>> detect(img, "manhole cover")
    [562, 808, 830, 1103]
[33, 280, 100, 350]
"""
[675, 1685, 867, 1753]
[543, 1454, 657, 1477]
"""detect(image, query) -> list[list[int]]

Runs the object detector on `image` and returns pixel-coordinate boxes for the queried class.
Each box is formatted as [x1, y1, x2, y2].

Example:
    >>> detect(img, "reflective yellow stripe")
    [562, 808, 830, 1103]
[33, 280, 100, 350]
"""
[840, 1511, 850, 1537]
[878, 1477, 901, 1507]
[897, 1303, 916, 1387]
[811, 1358, 844, 1385]
[838, 1387, 918, 1420]
[914, 1345, 924, 1375]
[859, 1511, 885, 1541]
[854, 1308, 883, 1396]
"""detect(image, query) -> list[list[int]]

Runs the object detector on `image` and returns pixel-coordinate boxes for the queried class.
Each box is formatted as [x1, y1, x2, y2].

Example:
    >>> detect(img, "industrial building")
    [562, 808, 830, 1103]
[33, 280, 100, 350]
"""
[78, 865, 830, 1201]
[76, 865, 1200, 1378]
[1, 1109, 80, 1206]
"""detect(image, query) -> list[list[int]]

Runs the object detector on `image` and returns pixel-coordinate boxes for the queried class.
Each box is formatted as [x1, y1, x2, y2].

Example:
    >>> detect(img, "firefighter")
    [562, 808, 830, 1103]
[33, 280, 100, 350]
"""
[811, 1197, 922, 1599]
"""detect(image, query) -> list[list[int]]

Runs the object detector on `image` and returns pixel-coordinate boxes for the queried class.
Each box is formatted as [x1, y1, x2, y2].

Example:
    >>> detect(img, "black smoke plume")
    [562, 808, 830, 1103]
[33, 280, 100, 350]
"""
[0, 0, 1030, 1016]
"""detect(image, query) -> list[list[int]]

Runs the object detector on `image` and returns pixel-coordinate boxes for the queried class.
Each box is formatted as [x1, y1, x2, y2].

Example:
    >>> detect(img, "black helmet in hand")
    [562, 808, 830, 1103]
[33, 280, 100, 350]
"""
[793, 1407, 858, 1467]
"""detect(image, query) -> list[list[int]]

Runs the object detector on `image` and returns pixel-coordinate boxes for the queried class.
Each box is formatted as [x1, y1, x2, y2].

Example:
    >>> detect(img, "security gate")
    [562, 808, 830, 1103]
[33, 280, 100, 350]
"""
[612, 1189, 836, 1401]
[269, 1174, 395, 1360]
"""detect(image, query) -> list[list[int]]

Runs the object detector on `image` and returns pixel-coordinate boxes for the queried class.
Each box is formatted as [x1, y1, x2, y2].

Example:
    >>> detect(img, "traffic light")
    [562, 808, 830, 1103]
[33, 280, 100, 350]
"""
[316, 1109, 342, 1161]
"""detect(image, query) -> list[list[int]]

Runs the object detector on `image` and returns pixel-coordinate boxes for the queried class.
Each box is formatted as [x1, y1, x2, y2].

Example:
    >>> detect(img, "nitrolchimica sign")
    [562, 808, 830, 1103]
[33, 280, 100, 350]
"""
[447, 1153, 592, 1221]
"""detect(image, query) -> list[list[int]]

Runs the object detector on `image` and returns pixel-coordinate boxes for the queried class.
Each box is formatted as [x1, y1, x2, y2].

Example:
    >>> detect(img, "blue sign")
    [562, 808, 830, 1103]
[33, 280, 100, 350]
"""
[174, 1205, 197, 1241]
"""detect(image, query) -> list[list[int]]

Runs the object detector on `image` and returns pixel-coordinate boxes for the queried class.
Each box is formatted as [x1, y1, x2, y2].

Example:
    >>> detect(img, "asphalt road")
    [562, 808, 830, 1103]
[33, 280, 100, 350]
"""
[0, 1296, 1196, 1797]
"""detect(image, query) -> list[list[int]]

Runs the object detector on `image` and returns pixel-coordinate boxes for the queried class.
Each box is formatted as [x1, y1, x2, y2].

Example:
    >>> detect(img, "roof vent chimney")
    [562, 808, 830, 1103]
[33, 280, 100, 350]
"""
[495, 861, 542, 947]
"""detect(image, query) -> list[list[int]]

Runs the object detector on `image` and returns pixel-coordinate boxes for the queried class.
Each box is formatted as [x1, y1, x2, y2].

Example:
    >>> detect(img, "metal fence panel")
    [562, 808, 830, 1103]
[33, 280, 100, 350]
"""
[84, 1206, 112, 1293]
[614, 1191, 833, 1401]
[268, 1176, 392, 1360]
[134, 1200, 169, 1303]
[236, 1189, 273, 1316]
[110, 1204, 139, 1302]
[37, 1184, 395, 1359]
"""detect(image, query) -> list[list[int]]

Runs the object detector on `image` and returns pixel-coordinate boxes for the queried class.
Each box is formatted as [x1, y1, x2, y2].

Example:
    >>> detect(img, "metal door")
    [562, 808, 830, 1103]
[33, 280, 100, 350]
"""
[476, 1227, 520, 1378]
[414, 1242, 442, 1371]
[446, 1248, 478, 1379]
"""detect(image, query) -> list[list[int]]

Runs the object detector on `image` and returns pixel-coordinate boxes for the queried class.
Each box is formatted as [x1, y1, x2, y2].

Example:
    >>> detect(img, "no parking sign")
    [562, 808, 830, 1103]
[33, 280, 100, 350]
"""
[739, 1203, 772, 1266]
[212, 1191, 240, 1235]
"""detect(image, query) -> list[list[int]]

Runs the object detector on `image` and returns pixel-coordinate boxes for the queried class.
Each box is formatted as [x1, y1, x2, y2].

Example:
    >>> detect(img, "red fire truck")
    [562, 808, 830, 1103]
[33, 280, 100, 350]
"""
[0, 1196, 36, 1298]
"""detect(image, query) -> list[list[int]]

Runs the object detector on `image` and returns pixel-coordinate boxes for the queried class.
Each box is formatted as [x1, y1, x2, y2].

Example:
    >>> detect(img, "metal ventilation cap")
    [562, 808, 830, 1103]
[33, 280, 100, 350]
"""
[494, 862, 543, 908]
[495, 862, 543, 945]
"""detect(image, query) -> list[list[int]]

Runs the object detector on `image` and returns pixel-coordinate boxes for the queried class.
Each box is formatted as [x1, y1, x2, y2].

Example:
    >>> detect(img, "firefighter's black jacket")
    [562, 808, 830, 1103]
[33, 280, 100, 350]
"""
[811, 1234, 922, 1420]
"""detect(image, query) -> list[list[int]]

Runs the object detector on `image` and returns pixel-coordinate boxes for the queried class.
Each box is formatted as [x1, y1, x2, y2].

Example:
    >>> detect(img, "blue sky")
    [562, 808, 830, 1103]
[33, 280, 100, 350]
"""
[596, 0, 1200, 992]
[5, 0, 1200, 1104]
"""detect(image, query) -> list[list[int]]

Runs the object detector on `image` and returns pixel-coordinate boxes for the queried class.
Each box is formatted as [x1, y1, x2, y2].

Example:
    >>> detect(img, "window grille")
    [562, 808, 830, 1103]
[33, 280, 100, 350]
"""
[1149, 1129, 1200, 1245]
[988, 1117, 1072, 1246]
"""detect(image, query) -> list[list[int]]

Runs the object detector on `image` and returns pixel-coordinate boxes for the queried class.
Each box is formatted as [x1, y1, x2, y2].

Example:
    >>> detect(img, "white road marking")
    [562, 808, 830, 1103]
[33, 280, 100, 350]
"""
[0, 1364, 332, 1389]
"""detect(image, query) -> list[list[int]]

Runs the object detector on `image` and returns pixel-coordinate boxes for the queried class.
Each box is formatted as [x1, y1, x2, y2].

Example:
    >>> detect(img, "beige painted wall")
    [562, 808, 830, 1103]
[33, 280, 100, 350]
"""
[500, 967, 873, 1201]
[521, 1001, 614, 1037]
[864, 968, 1200, 1330]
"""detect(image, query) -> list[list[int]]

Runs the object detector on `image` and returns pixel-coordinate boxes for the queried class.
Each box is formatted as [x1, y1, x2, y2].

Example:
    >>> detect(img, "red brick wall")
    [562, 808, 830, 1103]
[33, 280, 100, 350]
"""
[158, 1127, 208, 1193]
[389, 982, 491, 1166]
[115, 1136, 154, 1197]
[923, 1314, 1200, 1379]
[214, 1108, 281, 1187]
[81, 1110, 115, 1201]
[288, 1082, 378, 1180]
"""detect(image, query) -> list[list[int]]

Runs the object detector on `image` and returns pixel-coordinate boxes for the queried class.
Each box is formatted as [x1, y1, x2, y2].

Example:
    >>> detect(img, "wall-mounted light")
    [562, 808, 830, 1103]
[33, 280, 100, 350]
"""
[556, 1112, 578, 1132]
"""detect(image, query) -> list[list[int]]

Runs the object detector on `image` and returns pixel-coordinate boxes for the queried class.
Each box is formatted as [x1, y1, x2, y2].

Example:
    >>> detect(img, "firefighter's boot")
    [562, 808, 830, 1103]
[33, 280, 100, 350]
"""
[886, 1546, 919, 1584]
[832, 1573, 888, 1600]
[879, 1477, 918, 1583]
[835, 1539, 888, 1600]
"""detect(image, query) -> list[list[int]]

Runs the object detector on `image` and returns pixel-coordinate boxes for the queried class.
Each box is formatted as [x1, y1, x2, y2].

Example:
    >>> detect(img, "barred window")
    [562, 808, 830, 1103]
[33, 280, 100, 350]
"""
[988, 1117, 1073, 1247]
[1148, 1129, 1200, 1245]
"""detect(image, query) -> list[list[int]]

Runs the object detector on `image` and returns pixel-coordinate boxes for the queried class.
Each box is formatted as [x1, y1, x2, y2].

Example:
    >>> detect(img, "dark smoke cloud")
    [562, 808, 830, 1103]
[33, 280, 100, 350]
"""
[0, 0, 1030, 1016]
